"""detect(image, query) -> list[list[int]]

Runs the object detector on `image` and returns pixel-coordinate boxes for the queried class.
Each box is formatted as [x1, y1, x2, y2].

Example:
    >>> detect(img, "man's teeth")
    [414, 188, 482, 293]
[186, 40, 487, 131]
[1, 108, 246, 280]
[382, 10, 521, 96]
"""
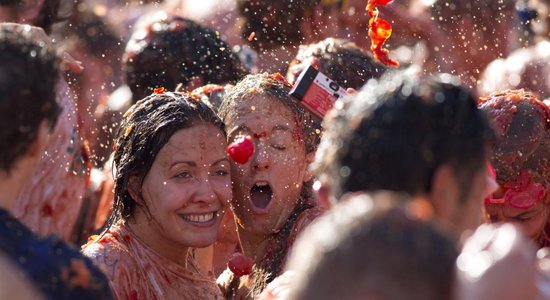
[255, 181, 269, 187]
[182, 213, 215, 222]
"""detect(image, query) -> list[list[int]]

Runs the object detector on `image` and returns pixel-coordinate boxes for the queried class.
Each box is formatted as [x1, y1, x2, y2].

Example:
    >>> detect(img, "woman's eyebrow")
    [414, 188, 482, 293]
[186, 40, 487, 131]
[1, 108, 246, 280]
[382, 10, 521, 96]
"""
[211, 158, 230, 166]
[170, 161, 196, 168]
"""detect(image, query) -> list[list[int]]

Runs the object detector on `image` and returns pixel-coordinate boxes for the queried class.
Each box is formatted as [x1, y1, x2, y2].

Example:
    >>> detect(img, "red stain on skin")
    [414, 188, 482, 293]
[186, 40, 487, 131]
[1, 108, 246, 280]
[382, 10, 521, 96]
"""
[292, 127, 304, 143]
[41, 203, 54, 217]
[253, 132, 267, 139]
[128, 290, 138, 300]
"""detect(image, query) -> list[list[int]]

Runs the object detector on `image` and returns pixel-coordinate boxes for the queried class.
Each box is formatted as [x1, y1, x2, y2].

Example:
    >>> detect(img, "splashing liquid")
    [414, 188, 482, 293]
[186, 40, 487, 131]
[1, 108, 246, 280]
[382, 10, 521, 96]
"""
[366, 1, 399, 67]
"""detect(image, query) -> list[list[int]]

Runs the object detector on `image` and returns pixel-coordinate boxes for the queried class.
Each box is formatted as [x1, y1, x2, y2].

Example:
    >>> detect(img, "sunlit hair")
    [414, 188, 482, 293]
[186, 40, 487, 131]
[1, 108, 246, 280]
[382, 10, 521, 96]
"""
[287, 195, 457, 300]
[287, 37, 386, 89]
[123, 13, 248, 102]
[108, 92, 225, 225]
[314, 71, 495, 200]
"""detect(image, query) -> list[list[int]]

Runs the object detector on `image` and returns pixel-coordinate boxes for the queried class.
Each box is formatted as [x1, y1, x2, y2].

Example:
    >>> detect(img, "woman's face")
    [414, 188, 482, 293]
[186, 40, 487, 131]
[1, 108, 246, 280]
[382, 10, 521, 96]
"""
[225, 95, 312, 237]
[132, 123, 232, 253]
[485, 196, 550, 243]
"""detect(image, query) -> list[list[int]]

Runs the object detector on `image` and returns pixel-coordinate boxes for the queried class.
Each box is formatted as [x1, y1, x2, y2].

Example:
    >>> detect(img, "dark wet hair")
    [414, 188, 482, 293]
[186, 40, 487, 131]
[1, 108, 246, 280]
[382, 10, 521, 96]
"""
[478, 89, 550, 185]
[287, 38, 386, 89]
[0, 27, 60, 172]
[236, 0, 317, 51]
[218, 73, 321, 154]
[123, 14, 248, 102]
[0, 0, 63, 34]
[314, 71, 495, 200]
[288, 198, 457, 300]
[108, 92, 225, 224]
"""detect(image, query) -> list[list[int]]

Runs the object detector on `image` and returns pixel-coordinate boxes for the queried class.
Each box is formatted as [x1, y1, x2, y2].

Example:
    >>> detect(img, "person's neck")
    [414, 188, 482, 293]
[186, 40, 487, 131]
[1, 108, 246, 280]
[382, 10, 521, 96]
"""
[237, 228, 271, 264]
[127, 217, 190, 268]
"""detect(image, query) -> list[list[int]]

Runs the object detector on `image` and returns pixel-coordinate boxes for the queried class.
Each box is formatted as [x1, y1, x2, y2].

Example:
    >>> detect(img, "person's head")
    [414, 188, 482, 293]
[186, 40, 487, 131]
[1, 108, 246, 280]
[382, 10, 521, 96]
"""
[286, 37, 386, 90]
[123, 13, 248, 102]
[63, 6, 123, 89]
[236, 0, 316, 52]
[285, 193, 458, 300]
[0, 0, 62, 34]
[478, 44, 550, 100]
[110, 91, 231, 250]
[479, 89, 550, 246]
[0, 26, 60, 202]
[428, 0, 518, 85]
[455, 223, 538, 300]
[218, 73, 320, 238]
[313, 71, 495, 236]
[62, 7, 124, 165]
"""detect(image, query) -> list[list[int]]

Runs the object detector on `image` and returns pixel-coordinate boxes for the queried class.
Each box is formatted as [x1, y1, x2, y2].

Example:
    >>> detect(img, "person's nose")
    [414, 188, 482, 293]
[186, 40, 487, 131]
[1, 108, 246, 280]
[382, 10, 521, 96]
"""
[252, 142, 270, 172]
[192, 177, 217, 205]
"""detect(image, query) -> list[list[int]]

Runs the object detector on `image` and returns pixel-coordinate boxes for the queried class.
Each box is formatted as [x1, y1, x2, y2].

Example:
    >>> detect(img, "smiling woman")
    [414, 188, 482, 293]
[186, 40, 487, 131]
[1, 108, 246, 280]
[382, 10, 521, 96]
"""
[82, 92, 230, 299]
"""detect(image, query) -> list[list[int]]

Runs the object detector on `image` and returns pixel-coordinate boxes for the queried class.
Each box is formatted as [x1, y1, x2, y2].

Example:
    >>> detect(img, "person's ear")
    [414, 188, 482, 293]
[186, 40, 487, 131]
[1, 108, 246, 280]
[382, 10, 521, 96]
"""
[429, 164, 460, 223]
[313, 180, 332, 210]
[127, 175, 143, 204]
[303, 152, 315, 182]
[18, 0, 45, 24]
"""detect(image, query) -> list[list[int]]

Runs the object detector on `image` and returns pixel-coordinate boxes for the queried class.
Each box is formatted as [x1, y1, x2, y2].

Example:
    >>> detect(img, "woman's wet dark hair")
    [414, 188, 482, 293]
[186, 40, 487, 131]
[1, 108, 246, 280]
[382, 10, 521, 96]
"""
[287, 37, 386, 89]
[123, 14, 248, 102]
[107, 92, 226, 225]
[314, 71, 495, 200]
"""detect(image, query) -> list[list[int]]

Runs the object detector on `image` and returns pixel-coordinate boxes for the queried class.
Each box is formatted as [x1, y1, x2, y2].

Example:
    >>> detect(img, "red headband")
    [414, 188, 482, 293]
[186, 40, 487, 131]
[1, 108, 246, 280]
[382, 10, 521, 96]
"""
[485, 165, 547, 209]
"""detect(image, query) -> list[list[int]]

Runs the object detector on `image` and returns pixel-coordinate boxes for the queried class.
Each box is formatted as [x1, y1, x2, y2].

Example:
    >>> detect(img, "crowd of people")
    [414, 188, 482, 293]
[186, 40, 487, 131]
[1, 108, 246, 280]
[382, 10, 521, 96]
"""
[0, 0, 549, 299]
